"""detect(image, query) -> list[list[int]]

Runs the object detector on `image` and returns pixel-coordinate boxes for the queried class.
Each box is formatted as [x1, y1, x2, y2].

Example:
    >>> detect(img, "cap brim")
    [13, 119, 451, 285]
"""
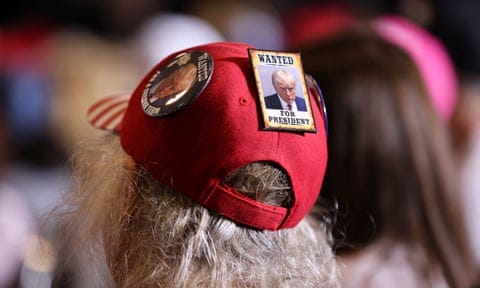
[87, 92, 131, 133]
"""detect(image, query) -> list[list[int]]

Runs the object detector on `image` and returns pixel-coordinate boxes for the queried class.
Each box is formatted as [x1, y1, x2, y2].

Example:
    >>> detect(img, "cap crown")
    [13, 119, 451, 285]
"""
[116, 42, 327, 230]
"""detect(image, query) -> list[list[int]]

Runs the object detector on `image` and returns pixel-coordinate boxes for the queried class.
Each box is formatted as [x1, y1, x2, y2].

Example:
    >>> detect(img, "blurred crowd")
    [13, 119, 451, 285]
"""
[2, 0, 480, 287]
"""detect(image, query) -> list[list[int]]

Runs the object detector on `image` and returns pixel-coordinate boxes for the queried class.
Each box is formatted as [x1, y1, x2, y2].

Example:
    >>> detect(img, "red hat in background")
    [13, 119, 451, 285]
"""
[283, 2, 355, 49]
[87, 42, 328, 230]
[372, 14, 458, 121]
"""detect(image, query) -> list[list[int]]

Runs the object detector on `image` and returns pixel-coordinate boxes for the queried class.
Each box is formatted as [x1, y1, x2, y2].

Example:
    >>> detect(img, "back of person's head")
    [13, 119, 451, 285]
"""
[301, 28, 475, 288]
[55, 42, 338, 287]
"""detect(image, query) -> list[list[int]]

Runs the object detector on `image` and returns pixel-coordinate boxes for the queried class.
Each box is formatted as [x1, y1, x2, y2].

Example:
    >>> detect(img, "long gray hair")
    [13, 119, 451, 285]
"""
[55, 135, 339, 288]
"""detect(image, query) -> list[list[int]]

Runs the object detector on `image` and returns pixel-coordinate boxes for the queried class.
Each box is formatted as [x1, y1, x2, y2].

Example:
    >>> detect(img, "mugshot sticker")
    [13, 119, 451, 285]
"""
[248, 49, 316, 132]
[141, 51, 213, 117]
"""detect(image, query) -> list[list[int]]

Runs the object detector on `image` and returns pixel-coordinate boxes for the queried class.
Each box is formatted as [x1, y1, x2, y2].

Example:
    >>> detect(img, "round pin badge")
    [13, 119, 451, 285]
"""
[141, 51, 213, 117]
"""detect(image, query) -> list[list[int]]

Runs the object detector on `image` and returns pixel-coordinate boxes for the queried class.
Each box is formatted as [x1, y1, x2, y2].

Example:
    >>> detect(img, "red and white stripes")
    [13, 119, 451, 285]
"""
[87, 93, 130, 132]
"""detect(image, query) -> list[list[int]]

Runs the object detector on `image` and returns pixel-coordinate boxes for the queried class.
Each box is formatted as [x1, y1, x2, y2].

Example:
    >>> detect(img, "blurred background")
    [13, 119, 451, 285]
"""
[1, 0, 480, 287]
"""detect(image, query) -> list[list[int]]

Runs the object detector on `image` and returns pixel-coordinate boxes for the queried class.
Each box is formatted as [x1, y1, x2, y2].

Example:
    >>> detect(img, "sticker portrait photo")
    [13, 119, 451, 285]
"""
[248, 49, 316, 132]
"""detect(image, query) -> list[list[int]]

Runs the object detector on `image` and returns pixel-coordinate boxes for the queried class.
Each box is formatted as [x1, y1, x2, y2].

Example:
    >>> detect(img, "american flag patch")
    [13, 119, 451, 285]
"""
[87, 93, 130, 132]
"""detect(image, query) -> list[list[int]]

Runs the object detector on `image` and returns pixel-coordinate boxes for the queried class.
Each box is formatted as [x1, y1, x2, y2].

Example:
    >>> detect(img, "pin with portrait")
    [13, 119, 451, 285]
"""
[141, 51, 213, 117]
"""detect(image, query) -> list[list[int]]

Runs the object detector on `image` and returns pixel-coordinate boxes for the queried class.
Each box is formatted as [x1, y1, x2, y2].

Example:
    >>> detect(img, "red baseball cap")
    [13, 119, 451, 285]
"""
[87, 42, 328, 230]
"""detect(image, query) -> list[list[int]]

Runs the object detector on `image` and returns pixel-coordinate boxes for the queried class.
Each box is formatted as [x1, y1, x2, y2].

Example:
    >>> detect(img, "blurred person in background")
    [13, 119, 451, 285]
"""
[135, 12, 225, 68]
[301, 27, 476, 288]
[0, 18, 69, 288]
[434, 1, 480, 279]
[185, 0, 285, 50]
[0, 80, 34, 288]
[450, 85, 480, 283]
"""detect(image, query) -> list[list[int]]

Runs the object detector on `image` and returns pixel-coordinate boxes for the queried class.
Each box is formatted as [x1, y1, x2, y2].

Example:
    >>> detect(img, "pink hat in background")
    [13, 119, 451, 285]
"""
[372, 14, 458, 121]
